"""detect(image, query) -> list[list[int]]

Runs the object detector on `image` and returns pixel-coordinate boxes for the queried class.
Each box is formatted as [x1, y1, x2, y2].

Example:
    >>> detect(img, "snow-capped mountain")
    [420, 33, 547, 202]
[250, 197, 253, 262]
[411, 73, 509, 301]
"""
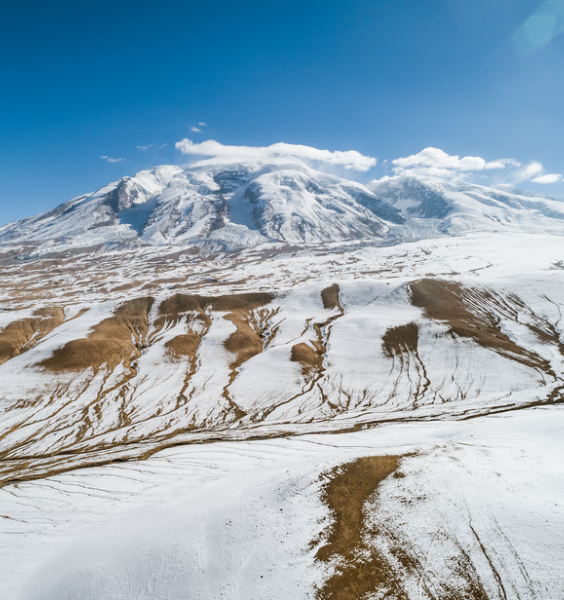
[2, 158, 564, 259]
[0, 159, 402, 255]
[367, 175, 564, 236]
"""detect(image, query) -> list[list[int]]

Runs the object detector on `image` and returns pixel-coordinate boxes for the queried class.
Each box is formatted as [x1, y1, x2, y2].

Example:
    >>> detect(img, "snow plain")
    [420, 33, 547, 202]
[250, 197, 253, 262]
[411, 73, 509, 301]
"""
[3, 409, 564, 599]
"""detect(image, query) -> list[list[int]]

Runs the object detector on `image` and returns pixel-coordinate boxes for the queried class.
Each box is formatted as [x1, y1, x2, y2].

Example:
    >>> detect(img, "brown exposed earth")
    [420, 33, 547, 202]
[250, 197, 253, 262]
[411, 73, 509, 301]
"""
[316, 455, 494, 600]
[315, 456, 404, 600]
[409, 279, 552, 372]
[0, 306, 65, 365]
[40, 297, 154, 372]
[291, 284, 344, 381]
[382, 322, 419, 358]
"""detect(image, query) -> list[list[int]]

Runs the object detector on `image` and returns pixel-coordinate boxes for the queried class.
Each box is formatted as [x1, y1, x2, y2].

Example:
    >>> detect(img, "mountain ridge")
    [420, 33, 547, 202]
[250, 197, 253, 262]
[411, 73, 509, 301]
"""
[2, 159, 564, 259]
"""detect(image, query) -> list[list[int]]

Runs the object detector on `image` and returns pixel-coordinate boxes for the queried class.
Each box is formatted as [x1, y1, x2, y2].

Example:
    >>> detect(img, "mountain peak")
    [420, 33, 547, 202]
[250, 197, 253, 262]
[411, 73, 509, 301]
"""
[1, 162, 563, 260]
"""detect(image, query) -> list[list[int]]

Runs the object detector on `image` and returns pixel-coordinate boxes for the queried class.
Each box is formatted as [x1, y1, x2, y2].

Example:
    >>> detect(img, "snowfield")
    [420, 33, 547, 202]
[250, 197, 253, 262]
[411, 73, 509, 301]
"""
[3, 410, 564, 600]
[0, 158, 563, 599]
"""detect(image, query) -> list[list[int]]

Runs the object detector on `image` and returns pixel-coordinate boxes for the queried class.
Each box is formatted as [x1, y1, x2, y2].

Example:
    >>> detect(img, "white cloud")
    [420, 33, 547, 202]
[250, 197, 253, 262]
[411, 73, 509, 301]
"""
[391, 147, 505, 180]
[100, 156, 124, 163]
[386, 147, 560, 187]
[532, 173, 563, 184]
[174, 140, 559, 187]
[175, 139, 377, 171]
[513, 161, 544, 183]
[190, 122, 207, 133]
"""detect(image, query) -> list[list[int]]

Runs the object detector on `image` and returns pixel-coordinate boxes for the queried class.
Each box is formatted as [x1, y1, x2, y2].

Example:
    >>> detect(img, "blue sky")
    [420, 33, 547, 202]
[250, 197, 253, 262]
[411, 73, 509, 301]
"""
[1, 0, 564, 224]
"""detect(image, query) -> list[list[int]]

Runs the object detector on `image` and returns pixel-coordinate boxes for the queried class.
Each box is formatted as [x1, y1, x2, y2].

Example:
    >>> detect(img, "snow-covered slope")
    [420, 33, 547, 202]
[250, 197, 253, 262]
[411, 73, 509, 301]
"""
[3, 159, 564, 259]
[1, 157, 564, 599]
[368, 175, 564, 237]
[0, 159, 402, 255]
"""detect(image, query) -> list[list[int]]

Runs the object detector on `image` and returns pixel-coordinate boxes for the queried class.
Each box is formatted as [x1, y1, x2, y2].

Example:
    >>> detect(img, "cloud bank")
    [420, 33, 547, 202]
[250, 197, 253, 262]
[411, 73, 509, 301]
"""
[175, 139, 377, 172]
[174, 139, 560, 187]
[388, 147, 561, 186]
[391, 148, 504, 179]
[100, 156, 123, 163]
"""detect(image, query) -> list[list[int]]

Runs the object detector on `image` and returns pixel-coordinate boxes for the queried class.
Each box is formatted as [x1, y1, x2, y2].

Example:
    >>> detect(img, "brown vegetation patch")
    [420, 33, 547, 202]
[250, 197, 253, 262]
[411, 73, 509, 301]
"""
[316, 455, 495, 600]
[157, 292, 277, 419]
[224, 312, 265, 369]
[40, 297, 154, 372]
[158, 292, 274, 322]
[321, 283, 341, 311]
[410, 279, 551, 372]
[316, 456, 404, 600]
[382, 323, 419, 358]
[381, 322, 430, 406]
[0, 307, 65, 365]
[291, 341, 323, 377]
[291, 284, 344, 381]
[220, 299, 280, 417]
[106, 281, 144, 293]
[157, 292, 275, 366]
[165, 332, 204, 361]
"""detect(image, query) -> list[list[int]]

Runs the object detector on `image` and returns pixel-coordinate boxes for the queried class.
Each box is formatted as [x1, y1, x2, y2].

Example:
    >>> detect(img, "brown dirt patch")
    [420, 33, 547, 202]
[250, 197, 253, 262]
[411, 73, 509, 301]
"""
[321, 283, 341, 311]
[158, 292, 273, 322]
[165, 332, 204, 361]
[291, 284, 344, 381]
[40, 297, 154, 372]
[158, 292, 277, 420]
[382, 323, 419, 358]
[224, 311, 265, 369]
[0, 307, 65, 365]
[157, 292, 274, 367]
[316, 455, 494, 600]
[291, 341, 323, 377]
[316, 456, 404, 600]
[410, 279, 550, 372]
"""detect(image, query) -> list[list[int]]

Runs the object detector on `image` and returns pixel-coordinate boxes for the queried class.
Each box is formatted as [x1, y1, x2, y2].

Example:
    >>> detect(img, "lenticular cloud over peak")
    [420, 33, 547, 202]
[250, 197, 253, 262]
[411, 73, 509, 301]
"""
[175, 138, 377, 172]
[175, 140, 563, 188]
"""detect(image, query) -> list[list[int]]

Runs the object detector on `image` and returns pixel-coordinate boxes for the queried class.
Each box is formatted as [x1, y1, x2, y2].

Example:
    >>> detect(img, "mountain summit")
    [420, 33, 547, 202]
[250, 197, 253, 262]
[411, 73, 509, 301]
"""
[1, 157, 563, 258]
